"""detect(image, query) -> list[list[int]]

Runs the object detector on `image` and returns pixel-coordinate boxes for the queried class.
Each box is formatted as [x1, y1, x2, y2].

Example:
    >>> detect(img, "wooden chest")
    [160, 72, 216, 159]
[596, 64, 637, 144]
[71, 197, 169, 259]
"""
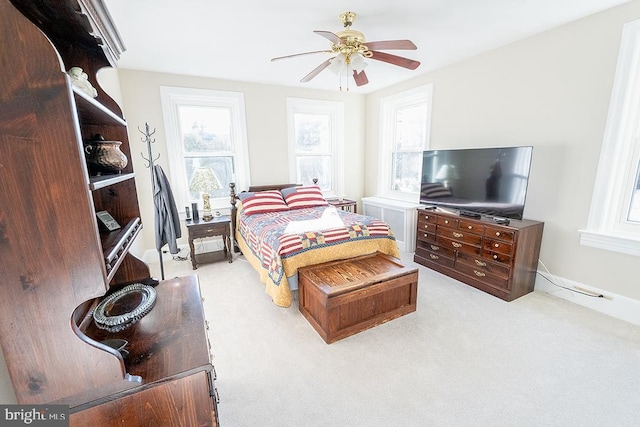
[298, 252, 418, 344]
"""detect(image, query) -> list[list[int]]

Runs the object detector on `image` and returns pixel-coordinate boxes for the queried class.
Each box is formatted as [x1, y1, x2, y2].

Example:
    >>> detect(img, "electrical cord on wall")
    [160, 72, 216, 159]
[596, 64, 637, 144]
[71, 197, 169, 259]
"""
[537, 259, 604, 298]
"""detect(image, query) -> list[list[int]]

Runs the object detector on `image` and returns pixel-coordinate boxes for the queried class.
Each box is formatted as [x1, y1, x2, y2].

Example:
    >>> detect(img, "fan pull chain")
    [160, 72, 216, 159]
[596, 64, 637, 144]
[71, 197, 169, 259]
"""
[346, 63, 350, 91]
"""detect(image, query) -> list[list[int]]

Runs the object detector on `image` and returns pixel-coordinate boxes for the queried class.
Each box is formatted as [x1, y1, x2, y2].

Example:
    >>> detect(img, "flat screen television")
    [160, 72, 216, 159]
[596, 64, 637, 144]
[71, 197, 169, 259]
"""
[420, 146, 533, 220]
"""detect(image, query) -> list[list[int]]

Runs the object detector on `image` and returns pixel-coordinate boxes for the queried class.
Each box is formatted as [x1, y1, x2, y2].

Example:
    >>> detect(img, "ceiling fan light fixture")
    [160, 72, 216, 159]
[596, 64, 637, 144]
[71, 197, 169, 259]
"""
[350, 54, 367, 73]
[328, 54, 346, 74]
[272, 10, 420, 90]
[329, 53, 367, 75]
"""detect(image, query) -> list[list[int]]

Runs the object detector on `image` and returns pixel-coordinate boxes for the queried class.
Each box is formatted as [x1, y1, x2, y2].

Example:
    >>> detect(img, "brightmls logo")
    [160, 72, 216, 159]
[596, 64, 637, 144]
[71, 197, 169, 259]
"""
[1, 405, 68, 426]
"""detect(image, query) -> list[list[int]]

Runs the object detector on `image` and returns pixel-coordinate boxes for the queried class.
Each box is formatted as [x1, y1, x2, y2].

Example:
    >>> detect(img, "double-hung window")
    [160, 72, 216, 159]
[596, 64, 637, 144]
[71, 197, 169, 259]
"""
[287, 97, 344, 197]
[160, 86, 250, 212]
[379, 84, 433, 202]
[581, 19, 640, 256]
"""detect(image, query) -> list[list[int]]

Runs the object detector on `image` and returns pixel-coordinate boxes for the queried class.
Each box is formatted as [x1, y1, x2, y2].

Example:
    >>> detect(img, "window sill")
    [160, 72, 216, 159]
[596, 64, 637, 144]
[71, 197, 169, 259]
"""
[579, 230, 640, 257]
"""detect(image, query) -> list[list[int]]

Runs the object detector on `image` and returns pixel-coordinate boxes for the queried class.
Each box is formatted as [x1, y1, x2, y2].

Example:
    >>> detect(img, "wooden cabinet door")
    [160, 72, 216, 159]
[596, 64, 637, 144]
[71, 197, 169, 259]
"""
[71, 371, 217, 427]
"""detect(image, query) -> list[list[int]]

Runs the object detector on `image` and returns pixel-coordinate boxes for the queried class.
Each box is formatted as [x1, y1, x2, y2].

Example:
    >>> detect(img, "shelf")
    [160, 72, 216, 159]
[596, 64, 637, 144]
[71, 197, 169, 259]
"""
[89, 172, 136, 190]
[73, 86, 126, 126]
[102, 218, 142, 282]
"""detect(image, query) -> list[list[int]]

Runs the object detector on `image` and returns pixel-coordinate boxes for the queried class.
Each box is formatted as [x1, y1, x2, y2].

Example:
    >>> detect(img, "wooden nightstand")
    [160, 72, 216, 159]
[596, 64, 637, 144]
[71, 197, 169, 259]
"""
[327, 198, 357, 213]
[186, 216, 232, 269]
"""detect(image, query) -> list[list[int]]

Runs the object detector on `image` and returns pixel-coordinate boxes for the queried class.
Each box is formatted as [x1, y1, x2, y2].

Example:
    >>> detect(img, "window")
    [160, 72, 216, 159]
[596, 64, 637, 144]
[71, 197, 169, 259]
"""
[379, 84, 433, 202]
[580, 19, 640, 256]
[160, 87, 250, 212]
[287, 98, 344, 197]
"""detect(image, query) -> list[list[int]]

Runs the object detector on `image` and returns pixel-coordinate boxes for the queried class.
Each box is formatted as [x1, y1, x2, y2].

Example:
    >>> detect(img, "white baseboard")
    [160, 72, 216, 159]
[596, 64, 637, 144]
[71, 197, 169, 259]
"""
[535, 271, 640, 326]
[143, 240, 225, 263]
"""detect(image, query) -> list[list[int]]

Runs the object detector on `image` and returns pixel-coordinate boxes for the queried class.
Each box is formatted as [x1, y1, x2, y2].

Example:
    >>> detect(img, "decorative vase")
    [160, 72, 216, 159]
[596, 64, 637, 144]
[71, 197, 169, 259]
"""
[84, 134, 128, 175]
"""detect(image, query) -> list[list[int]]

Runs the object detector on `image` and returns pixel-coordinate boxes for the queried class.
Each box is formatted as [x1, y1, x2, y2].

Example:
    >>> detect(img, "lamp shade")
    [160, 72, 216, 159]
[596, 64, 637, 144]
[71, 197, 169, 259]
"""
[328, 54, 346, 74]
[328, 53, 368, 75]
[350, 54, 367, 72]
[189, 167, 222, 194]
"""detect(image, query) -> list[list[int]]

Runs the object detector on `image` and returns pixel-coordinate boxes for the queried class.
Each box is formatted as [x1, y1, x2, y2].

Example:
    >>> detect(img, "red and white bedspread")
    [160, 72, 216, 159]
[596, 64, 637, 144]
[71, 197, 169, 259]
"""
[236, 205, 400, 307]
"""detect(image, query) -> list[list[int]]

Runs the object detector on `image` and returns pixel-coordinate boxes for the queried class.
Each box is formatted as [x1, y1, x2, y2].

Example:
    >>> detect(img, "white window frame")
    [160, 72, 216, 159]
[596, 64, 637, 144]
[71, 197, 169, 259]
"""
[160, 86, 251, 212]
[580, 19, 640, 257]
[286, 97, 344, 198]
[378, 84, 433, 202]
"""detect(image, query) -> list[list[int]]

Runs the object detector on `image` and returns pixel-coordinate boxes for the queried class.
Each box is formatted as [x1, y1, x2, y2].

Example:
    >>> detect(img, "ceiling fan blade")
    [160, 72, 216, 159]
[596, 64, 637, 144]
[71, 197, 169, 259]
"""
[300, 58, 333, 83]
[369, 51, 421, 70]
[271, 50, 332, 61]
[365, 40, 417, 50]
[314, 30, 342, 45]
[353, 70, 369, 86]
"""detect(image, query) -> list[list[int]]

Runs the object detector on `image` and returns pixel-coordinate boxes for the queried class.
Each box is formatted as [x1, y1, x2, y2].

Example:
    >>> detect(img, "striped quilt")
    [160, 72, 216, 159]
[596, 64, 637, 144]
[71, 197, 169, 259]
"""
[237, 206, 398, 287]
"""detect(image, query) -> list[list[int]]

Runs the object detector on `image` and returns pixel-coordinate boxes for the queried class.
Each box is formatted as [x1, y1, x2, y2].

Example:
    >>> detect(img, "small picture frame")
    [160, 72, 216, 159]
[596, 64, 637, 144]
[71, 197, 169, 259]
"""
[96, 210, 121, 231]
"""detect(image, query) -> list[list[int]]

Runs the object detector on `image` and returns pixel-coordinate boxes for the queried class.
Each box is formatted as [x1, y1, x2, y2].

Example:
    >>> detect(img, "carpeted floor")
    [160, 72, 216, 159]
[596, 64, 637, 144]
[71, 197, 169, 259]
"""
[151, 252, 640, 427]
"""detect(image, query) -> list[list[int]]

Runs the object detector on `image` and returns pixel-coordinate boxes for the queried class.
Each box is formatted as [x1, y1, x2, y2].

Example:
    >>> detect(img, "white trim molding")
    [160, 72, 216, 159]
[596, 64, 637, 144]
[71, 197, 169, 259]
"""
[580, 19, 640, 255]
[286, 97, 344, 198]
[535, 271, 640, 326]
[378, 84, 433, 203]
[579, 230, 640, 257]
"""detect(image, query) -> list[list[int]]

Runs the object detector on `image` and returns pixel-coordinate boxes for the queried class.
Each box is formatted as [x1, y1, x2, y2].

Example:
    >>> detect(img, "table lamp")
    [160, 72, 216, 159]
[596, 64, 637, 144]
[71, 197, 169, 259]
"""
[189, 167, 222, 221]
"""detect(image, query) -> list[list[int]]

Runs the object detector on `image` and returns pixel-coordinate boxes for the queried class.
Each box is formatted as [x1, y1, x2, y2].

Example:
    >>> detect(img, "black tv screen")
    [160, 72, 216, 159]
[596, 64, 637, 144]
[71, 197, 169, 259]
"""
[420, 146, 533, 220]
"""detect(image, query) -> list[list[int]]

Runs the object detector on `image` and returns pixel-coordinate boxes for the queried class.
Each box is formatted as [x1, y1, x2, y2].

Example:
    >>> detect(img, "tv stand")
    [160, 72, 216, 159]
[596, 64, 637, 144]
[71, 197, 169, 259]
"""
[414, 207, 544, 301]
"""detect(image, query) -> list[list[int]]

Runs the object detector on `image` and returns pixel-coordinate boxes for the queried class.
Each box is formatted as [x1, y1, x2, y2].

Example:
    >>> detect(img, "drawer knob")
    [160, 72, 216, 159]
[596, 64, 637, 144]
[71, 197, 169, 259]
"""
[430, 244, 440, 251]
[493, 254, 498, 260]
[452, 242, 462, 248]
[444, 220, 449, 224]
[468, 225, 473, 230]
[430, 254, 439, 260]
[474, 270, 486, 277]
[494, 243, 500, 248]
[474, 260, 487, 267]
[453, 232, 463, 238]
[496, 231, 501, 237]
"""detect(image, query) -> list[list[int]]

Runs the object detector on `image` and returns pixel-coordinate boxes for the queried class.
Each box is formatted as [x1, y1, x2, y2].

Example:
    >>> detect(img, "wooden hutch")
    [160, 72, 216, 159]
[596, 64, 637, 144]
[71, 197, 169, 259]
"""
[0, 0, 219, 424]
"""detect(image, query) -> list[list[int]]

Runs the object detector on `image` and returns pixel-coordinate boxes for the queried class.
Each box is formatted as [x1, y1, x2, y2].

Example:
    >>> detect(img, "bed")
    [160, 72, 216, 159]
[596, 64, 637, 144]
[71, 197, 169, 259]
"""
[229, 183, 401, 307]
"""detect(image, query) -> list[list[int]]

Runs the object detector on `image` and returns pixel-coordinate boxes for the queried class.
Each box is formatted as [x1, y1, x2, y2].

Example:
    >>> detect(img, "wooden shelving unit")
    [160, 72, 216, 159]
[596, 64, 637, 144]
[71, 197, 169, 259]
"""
[0, 0, 218, 424]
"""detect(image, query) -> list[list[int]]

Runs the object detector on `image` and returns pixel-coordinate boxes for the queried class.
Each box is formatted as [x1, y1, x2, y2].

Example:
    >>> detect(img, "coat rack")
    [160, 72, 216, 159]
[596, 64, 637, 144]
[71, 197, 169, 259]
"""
[139, 122, 165, 279]
[139, 123, 185, 281]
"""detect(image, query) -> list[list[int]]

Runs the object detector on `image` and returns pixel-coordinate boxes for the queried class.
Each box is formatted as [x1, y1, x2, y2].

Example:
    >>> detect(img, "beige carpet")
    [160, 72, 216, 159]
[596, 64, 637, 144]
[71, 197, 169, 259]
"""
[152, 252, 640, 427]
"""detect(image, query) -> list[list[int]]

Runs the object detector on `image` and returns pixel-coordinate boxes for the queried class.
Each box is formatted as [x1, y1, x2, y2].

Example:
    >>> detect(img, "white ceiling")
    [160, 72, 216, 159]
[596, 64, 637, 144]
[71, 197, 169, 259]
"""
[103, 0, 628, 94]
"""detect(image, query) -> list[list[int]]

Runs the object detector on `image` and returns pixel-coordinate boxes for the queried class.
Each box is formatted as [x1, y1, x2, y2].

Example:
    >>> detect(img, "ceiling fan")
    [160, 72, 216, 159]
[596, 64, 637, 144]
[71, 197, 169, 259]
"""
[271, 11, 420, 90]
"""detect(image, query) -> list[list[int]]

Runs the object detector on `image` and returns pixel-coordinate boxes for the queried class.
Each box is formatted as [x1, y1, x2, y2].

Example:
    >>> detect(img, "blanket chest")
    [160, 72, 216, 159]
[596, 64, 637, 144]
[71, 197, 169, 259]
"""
[298, 252, 418, 343]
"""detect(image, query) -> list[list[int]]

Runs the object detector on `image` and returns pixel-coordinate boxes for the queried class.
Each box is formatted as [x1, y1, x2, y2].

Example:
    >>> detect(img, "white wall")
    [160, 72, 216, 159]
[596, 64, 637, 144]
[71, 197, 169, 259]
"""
[115, 71, 366, 251]
[366, 0, 640, 302]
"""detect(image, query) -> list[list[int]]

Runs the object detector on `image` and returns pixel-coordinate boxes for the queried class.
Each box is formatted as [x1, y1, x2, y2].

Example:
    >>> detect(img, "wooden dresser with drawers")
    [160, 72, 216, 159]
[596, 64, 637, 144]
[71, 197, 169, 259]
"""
[414, 208, 544, 301]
